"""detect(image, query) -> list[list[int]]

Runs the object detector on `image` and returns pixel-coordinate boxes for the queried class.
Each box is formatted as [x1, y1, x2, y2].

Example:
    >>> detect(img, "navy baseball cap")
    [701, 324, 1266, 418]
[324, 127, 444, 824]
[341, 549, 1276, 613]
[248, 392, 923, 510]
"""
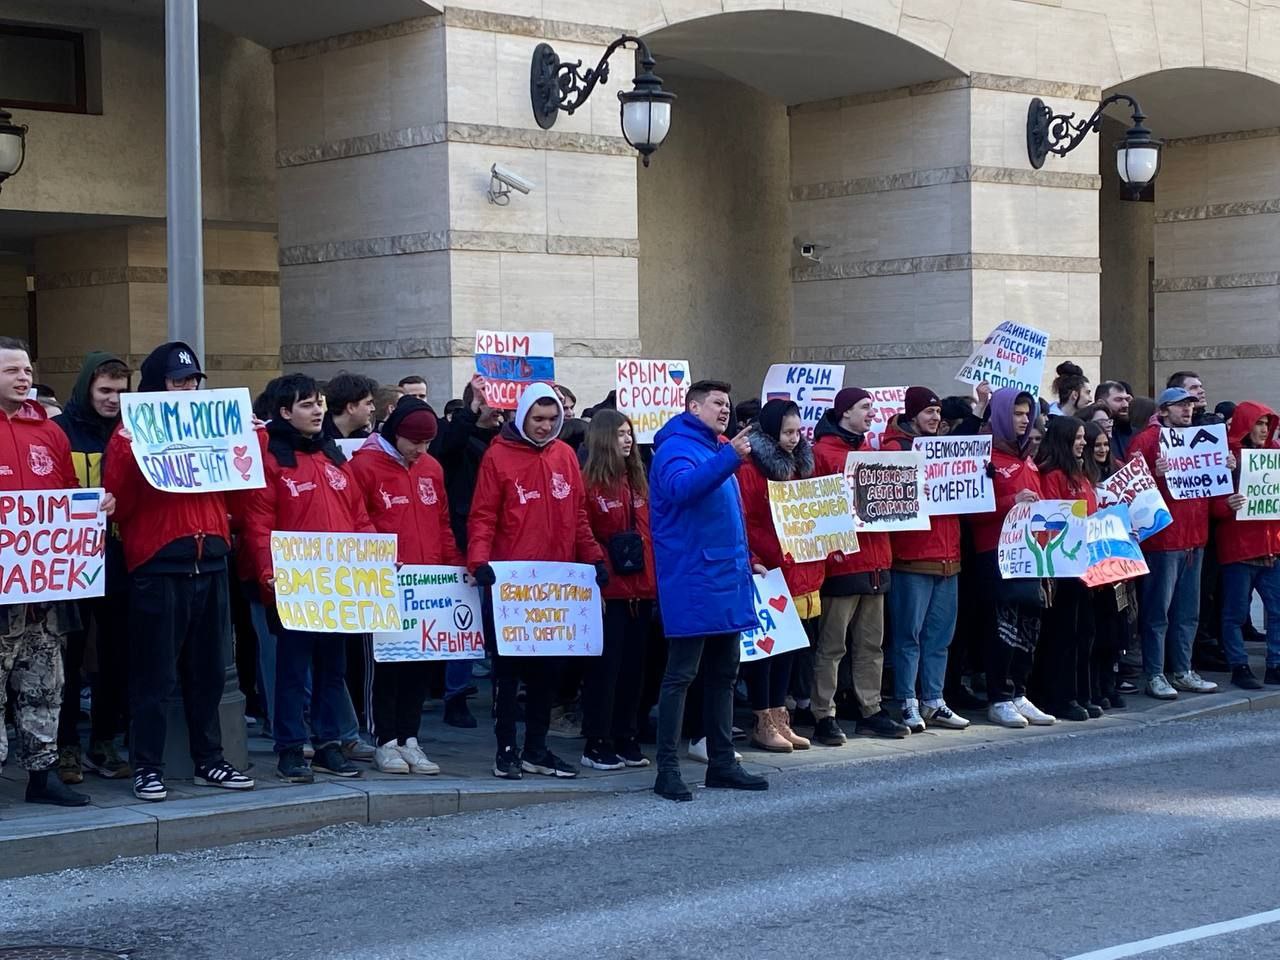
[165, 344, 206, 381]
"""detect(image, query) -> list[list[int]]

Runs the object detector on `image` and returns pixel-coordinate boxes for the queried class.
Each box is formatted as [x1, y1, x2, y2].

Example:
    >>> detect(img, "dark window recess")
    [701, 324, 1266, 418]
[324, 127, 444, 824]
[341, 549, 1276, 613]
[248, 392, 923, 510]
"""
[0, 24, 87, 114]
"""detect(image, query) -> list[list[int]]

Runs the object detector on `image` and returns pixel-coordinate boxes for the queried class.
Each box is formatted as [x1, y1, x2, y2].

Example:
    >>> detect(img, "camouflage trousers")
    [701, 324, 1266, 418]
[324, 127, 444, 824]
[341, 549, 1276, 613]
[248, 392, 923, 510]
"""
[0, 603, 66, 772]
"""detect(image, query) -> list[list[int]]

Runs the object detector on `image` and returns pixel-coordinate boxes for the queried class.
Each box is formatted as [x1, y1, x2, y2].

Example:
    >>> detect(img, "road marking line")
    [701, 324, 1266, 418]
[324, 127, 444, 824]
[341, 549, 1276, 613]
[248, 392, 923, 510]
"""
[1064, 907, 1280, 959]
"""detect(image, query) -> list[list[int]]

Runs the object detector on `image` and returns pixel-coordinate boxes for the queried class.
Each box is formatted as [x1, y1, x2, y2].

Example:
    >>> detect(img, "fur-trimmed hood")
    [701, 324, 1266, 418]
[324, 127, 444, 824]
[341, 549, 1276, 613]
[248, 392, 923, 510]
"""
[747, 424, 814, 481]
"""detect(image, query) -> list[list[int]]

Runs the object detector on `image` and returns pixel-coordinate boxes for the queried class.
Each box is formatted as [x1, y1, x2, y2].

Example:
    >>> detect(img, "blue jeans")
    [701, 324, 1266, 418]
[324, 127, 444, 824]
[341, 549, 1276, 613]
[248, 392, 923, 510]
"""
[888, 571, 959, 703]
[1220, 561, 1280, 668]
[274, 630, 348, 753]
[1139, 548, 1203, 678]
[444, 659, 473, 700]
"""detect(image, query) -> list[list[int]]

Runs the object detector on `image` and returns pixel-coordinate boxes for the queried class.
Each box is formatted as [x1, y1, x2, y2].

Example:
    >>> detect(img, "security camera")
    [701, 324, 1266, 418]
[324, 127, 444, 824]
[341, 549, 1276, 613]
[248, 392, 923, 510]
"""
[797, 241, 828, 263]
[488, 164, 536, 204]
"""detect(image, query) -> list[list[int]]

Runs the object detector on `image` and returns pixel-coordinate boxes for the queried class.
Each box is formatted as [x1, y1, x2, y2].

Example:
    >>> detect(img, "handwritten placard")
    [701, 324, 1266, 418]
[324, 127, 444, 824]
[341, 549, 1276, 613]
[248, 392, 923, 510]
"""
[843, 451, 930, 531]
[767, 475, 859, 563]
[372, 565, 484, 661]
[956, 322, 1049, 397]
[270, 531, 399, 633]
[998, 499, 1088, 578]
[0, 488, 106, 603]
[913, 436, 994, 515]
[865, 386, 907, 450]
[761, 363, 845, 440]
[615, 359, 690, 443]
[1238, 449, 1280, 521]
[120, 387, 265, 493]
[740, 568, 811, 661]
[1159, 424, 1231, 500]
[490, 560, 602, 656]
[1099, 454, 1173, 541]
[474, 330, 555, 410]
[1081, 504, 1149, 587]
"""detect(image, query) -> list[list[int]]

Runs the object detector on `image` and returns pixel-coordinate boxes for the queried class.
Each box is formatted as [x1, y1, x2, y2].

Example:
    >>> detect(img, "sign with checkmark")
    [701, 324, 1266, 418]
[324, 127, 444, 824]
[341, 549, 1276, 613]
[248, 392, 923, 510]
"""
[1, 487, 108, 603]
[371, 564, 485, 662]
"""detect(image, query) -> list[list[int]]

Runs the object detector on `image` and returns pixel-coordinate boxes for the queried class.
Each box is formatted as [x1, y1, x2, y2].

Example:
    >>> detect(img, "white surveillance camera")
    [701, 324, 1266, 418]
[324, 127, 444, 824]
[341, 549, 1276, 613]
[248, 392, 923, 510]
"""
[488, 164, 536, 204]
[797, 241, 827, 263]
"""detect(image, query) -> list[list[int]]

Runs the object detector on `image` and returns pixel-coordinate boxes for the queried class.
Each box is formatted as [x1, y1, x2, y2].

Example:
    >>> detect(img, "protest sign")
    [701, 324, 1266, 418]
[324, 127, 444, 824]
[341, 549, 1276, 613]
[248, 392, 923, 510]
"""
[1159, 424, 1232, 500]
[865, 386, 907, 450]
[270, 531, 399, 633]
[767, 475, 859, 563]
[761, 363, 845, 440]
[372, 565, 485, 662]
[0, 488, 106, 603]
[843, 451, 930, 531]
[615, 359, 690, 443]
[955, 322, 1050, 397]
[490, 560, 602, 656]
[1238, 449, 1280, 521]
[474, 330, 555, 409]
[998, 499, 1088, 578]
[1100, 455, 1173, 540]
[120, 387, 265, 493]
[1081, 505, 1149, 588]
[740, 568, 811, 662]
[913, 436, 994, 515]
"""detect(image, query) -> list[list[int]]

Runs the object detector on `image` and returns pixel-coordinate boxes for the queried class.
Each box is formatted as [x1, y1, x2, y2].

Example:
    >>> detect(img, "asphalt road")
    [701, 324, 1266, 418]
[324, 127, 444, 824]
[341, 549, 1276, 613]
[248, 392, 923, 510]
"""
[3, 712, 1280, 960]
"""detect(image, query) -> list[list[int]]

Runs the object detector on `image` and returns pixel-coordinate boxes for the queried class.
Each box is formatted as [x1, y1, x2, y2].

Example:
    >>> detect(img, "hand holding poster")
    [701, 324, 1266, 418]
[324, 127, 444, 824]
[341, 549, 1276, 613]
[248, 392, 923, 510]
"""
[913, 436, 995, 515]
[0, 489, 107, 603]
[474, 330, 555, 409]
[1081, 504, 1149, 587]
[767, 475, 859, 563]
[1100, 455, 1172, 540]
[616, 359, 690, 443]
[740, 568, 810, 661]
[372, 565, 484, 661]
[120, 387, 265, 493]
[1237, 449, 1280, 521]
[761, 364, 844, 440]
[843, 451, 930, 531]
[1159, 424, 1232, 500]
[865, 386, 907, 450]
[998, 499, 1088, 578]
[490, 560, 602, 656]
[270, 531, 399, 633]
[955, 322, 1049, 397]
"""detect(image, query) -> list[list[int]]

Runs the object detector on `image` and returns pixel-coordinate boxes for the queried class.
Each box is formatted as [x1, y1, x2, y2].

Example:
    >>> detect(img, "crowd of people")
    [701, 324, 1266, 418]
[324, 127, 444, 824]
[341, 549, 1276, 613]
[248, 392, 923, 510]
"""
[2, 337, 1277, 807]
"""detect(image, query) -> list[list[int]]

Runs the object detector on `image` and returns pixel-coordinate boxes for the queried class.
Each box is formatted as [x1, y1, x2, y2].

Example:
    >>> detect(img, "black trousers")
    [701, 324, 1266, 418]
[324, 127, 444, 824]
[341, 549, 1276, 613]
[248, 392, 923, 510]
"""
[371, 660, 430, 744]
[1092, 586, 1129, 701]
[482, 587, 554, 752]
[985, 603, 1041, 704]
[128, 570, 229, 773]
[580, 599, 652, 742]
[743, 649, 797, 710]
[1034, 578, 1094, 708]
[57, 591, 131, 748]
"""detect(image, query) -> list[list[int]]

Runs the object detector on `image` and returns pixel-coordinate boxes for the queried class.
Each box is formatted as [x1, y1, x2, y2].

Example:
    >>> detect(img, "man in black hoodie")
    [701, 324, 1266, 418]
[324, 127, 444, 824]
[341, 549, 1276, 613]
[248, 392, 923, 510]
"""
[53, 352, 133, 784]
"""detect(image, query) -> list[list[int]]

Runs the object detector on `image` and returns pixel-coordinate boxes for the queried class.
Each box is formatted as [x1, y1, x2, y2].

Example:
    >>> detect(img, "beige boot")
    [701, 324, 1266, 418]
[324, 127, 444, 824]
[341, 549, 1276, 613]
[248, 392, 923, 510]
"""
[750, 709, 793, 753]
[772, 707, 810, 750]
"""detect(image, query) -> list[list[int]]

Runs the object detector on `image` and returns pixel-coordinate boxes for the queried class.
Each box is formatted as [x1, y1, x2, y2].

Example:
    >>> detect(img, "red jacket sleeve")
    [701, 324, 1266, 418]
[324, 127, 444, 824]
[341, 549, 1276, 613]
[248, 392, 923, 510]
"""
[569, 457, 604, 565]
[737, 463, 783, 570]
[103, 426, 142, 525]
[1040, 470, 1067, 501]
[466, 449, 502, 570]
[240, 459, 281, 588]
[342, 463, 375, 534]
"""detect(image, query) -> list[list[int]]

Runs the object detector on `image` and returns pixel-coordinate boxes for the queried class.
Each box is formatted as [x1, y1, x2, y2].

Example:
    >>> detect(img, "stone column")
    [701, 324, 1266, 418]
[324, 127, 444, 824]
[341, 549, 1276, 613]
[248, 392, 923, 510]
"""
[0, 263, 28, 342]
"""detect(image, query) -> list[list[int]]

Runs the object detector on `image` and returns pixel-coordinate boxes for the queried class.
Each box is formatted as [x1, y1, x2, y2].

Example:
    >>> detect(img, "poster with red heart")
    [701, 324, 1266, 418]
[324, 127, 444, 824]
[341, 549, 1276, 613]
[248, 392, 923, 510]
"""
[740, 568, 811, 661]
[615, 359, 690, 443]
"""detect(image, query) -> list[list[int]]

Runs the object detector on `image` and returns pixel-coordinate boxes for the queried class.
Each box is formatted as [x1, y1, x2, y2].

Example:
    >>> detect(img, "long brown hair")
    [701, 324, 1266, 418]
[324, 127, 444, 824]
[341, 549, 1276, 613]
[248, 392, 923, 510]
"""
[583, 409, 648, 496]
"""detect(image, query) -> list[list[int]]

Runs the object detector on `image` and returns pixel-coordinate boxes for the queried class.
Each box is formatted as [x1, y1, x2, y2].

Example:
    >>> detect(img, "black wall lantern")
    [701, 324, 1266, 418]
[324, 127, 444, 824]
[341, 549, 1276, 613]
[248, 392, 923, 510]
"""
[531, 35, 676, 166]
[0, 107, 29, 195]
[1027, 94, 1162, 199]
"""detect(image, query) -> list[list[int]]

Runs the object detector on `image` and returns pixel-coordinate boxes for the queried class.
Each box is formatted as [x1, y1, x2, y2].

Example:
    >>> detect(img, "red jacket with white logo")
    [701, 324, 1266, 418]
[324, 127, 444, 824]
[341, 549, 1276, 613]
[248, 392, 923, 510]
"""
[879, 418, 961, 571]
[812, 423, 892, 586]
[349, 435, 463, 566]
[1212, 401, 1280, 565]
[968, 448, 1042, 555]
[585, 478, 656, 601]
[1128, 419, 1209, 552]
[466, 428, 603, 569]
[0, 401, 78, 491]
[1040, 467, 1100, 515]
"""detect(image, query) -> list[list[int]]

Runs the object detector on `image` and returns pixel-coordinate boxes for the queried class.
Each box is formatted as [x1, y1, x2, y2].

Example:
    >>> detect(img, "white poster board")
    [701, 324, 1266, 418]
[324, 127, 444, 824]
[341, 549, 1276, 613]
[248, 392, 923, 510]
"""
[955, 322, 1050, 397]
[1159, 424, 1232, 500]
[474, 330, 556, 410]
[843, 451, 930, 531]
[1099, 454, 1173, 541]
[767, 475, 859, 563]
[0, 488, 107, 603]
[372, 565, 485, 661]
[760, 363, 845, 440]
[1239, 448, 1280, 521]
[270, 531, 400, 633]
[997, 499, 1089, 578]
[489, 560, 602, 656]
[913, 436, 995, 515]
[865, 386, 907, 450]
[615, 359, 690, 443]
[739, 568, 811, 662]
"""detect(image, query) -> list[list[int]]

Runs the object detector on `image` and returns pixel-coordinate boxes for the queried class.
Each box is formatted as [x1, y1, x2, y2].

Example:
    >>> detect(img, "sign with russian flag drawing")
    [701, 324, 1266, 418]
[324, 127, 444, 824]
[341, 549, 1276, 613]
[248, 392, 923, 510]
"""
[998, 499, 1088, 578]
[760, 363, 845, 440]
[1081, 504, 1149, 588]
[615, 359, 690, 443]
[474, 330, 556, 410]
[372, 565, 485, 662]
[740, 568, 810, 661]
[0, 488, 108, 603]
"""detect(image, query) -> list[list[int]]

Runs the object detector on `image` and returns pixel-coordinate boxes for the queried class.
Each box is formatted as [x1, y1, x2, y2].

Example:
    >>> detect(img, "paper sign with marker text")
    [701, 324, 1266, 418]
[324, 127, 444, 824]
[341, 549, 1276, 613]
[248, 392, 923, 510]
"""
[615, 359, 690, 443]
[474, 330, 555, 410]
[767, 475, 859, 563]
[1099, 454, 1173, 540]
[490, 560, 602, 656]
[270, 531, 399, 633]
[913, 436, 994, 515]
[1238, 449, 1280, 521]
[0, 488, 107, 604]
[998, 499, 1088, 578]
[372, 565, 484, 661]
[760, 364, 845, 440]
[1081, 504, 1149, 587]
[740, 568, 810, 661]
[865, 386, 907, 450]
[1159, 424, 1232, 500]
[843, 451, 930, 531]
[956, 322, 1049, 397]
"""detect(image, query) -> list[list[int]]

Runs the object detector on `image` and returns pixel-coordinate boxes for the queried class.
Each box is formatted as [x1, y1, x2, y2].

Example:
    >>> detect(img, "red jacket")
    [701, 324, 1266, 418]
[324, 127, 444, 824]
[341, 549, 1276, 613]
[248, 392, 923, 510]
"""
[736, 448, 826, 601]
[350, 435, 464, 566]
[466, 428, 603, 569]
[1212, 401, 1280, 565]
[1040, 467, 1100, 515]
[880, 418, 961, 571]
[0, 401, 78, 491]
[585, 478, 656, 601]
[103, 422, 232, 572]
[1129, 419, 1208, 551]
[969, 447, 1042, 554]
[811, 422, 892, 582]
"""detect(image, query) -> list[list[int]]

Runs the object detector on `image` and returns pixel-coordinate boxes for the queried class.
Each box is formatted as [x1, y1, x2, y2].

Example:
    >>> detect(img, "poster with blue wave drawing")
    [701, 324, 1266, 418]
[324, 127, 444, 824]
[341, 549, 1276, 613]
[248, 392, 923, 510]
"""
[372, 565, 485, 661]
[1100, 455, 1173, 541]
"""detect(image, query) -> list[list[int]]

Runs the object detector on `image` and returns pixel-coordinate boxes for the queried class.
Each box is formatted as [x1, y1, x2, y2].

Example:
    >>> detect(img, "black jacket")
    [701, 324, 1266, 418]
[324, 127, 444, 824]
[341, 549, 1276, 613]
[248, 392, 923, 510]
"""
[428, 406, 499, 549]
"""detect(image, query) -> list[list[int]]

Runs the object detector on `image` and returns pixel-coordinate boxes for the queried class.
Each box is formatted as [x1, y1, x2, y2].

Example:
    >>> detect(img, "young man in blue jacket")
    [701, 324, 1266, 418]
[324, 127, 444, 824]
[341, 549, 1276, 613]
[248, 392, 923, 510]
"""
[649, 379, 767, 801]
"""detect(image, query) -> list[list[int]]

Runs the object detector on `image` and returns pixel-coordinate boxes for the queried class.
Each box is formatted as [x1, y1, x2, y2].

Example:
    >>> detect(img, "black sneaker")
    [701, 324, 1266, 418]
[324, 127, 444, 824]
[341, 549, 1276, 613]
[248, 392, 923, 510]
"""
[493, 745, 523, 780]
[443, 695, 478, 729]
[813, 716, 847, 746]
[580, 740, 624, 771]
[1057, 702, 1089, 722]
[521, 747, 578, 778]
[1232, 665, 1263, 690]
[133, 769, 168, 802]
[277, 747, 314, 784]
[195, 761, 255, 791]
[1084, 702, 1104, 719]
[26, 770, 91, 807]
[1266, 666, 1280, 686]
[653, 769, 693, 802]
[704, 764, 768, 791]
[614, 738, 650, 768]
[855, 709, 910, 739]
[311, 742, 361, 778]
[1108, 691, 1128, 710]
[1117, 679, 1139, 695]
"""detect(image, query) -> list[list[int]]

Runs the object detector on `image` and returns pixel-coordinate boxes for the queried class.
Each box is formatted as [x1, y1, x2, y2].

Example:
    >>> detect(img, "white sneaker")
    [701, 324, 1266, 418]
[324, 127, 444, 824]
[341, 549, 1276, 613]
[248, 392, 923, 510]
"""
[987, 700, 1029, 728]
[1170, 670, 1218, 694]
[901, 699, 926, 734]
[922, 701, 970, 730]
[1146, 673, 1178, 699]
[685, 738, 742, 764]
[374, 741, 410, 774]
[1013, 696, 1056, 725]
[400, 737, 440, 775]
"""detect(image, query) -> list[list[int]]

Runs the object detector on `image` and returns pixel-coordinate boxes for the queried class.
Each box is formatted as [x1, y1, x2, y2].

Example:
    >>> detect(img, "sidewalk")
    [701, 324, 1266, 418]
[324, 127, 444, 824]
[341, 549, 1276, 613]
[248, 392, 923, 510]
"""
[2, 653, 1277, 880]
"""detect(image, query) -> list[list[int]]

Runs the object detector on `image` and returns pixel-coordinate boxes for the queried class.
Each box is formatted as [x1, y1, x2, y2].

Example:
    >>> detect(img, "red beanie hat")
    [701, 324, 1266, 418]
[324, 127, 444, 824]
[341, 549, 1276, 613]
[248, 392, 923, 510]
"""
[903, 386, 941, 422]
[396, 409, 438, 443]
[832, 387, 872, 418]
